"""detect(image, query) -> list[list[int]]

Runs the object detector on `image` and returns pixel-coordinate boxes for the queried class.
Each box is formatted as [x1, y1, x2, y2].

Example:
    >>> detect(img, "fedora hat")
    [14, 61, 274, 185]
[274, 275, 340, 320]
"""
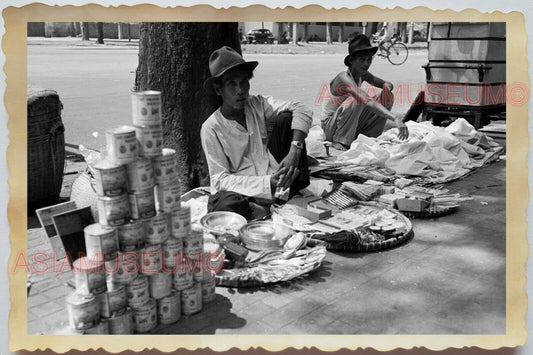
[204, 46, 259, 90]
[344, 34, 378, 67]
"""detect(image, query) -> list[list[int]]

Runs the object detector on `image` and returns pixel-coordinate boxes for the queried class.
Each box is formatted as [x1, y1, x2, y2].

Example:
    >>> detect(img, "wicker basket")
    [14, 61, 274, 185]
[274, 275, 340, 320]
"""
[27, 88, 65, 210]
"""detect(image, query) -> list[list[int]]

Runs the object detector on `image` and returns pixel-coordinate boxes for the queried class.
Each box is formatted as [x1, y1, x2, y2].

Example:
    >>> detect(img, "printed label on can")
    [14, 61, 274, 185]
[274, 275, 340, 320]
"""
[181, 282, 202, 315]
[107, 251, 139, 284]
[169, 206, 191, 238]
[183, 229, 204, 262]
[131, 91, 162, 127]
[155, 182, 181, 213]
[84, 223, 119, 260]
[144, 213, 169, 245]
[125, 275, 150, 308]
[79, 318, 109, 334]
[201, 275, 217, 304]
[172, 267, 193, 291]
[96, 285, 127, 318]
[128, 189, 156, 219]
[136, 125, 163, 157]
[132, 298, 158, 333]
[149, 272, 173, 300]
[73, 257, 107, 295]
[126, 157, 155, 192]
[106, 125, 138, 164]
[97, 194, 131, 227]
[93, 161, 128, 197]
[66, 293, 100, 330]
[140, 244, 162, 274]
[161, 237, 183, 270]
[118, 221, 145, 251]
[157, 290, 181, 325]
[107, 307, 134, 334]
[152, 148, 177, 185]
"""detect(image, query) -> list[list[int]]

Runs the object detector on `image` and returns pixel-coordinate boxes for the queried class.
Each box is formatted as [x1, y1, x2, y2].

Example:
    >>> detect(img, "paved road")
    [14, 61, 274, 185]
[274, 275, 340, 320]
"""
[28, 42, 427, 150]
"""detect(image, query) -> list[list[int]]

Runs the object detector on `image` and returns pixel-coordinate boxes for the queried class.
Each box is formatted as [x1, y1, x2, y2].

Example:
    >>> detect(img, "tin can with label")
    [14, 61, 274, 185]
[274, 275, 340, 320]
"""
[106, 251, 139, 285]
[139, 243, 162, 274]
[155, 182, 181, 213]
[126, 157, 154, 192]
[172, 266, 193, 291]
[72, 318, 109, 334]
[181, 282, 202, 316]
[73, 256, 107, 295]
[106, 125, 138, 164]
[128, 188, 156, 219]
[152, 148, 177, 185]
[95, 283, 128, 318]
[161, 237, 183, 270]
[106, 307, 134, 334]
[157, 289, 181, 325]
[169, 206, 191, 239]
[184, 229, 204, 262]
[92, 159, 128, 197]
[97, 194, 131, 227]
[144, 213, 169, 245]
[117, 220, 145, 252]
[125, 274, 150, 309]
[66, 292, 100, 330]
[149, 271, 173, 300]
[132, 298, 158, 333]
[135, 124, 163, 158]
[131, 90, 162, 127]
[201, 273, 217, 304]
[84, 223, 119, 260]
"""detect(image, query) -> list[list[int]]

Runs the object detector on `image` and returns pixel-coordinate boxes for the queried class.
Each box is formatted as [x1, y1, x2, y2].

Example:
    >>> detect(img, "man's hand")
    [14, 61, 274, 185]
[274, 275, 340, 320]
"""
[276, 146, 301, 190]
[270, 167, 289, 191]
[394, 114, 409, 140]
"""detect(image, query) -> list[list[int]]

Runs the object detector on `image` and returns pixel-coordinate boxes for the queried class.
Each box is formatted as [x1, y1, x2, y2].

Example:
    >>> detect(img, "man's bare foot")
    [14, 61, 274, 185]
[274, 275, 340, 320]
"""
[331, 142, 349, 151]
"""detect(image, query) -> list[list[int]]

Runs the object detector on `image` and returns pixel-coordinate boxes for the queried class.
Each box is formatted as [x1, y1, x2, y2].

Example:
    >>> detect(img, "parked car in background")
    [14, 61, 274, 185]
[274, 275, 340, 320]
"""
[246, 29, 275, 44]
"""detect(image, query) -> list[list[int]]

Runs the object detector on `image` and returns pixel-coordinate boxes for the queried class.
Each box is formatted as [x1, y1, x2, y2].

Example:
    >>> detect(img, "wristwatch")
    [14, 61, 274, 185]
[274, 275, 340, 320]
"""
[291, 141, 304, 150]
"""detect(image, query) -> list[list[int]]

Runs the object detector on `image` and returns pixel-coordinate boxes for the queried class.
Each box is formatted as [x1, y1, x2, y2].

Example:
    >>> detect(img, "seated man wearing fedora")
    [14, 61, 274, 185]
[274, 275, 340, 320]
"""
[321, 34, 409, 151]
[201, 46, 312, 204]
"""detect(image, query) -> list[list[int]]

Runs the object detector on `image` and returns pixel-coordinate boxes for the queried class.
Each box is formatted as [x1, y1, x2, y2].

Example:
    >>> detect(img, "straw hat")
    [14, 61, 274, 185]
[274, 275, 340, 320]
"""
[344, 34, 379, 67]
[204, 46, 259, 90]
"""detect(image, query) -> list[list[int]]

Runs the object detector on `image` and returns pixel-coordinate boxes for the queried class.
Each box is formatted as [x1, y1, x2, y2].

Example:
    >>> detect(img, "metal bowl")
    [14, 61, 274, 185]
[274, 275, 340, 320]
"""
[239, 221, 293, 251]
[199, 211, 248, 236]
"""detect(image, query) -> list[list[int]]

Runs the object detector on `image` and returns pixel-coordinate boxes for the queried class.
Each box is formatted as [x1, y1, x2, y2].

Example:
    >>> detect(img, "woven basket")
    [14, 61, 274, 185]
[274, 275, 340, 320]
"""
[27, 88, 65, 210]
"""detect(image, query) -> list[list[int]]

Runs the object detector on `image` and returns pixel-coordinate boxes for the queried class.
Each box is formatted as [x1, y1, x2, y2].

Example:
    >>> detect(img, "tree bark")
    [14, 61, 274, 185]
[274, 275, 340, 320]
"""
[338, 23, 344, 43]
[302, 23, 309, 43]
[326, 22, 332, 44]
[96, 22, 104, 44]
[292, 22, 298, 45]
[80, 22, 90, 41]
[134, 22, 241, 192]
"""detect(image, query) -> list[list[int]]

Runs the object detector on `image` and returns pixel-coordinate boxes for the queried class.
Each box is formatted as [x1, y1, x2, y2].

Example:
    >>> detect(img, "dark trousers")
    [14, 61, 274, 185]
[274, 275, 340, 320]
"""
[267, 111, 310, 195]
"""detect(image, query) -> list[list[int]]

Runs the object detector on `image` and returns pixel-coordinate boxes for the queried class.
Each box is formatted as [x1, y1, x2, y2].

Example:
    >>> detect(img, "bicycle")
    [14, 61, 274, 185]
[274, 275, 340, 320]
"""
[371, 34, 409, 65]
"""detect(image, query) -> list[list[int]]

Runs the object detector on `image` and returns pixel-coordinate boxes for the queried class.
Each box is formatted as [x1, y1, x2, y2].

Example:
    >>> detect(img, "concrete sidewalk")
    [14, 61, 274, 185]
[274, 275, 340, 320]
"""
[26, 151, 506, 335]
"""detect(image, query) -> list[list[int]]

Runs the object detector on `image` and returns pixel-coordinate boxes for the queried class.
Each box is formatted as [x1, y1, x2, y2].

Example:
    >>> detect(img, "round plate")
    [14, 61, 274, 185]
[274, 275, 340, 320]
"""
[199, 211, 248, 236]
[240, 221, 293, 251]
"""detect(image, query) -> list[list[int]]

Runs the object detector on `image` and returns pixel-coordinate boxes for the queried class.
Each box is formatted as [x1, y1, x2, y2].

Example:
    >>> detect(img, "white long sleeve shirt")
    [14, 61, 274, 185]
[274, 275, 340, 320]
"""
[200, 94, 312, 200]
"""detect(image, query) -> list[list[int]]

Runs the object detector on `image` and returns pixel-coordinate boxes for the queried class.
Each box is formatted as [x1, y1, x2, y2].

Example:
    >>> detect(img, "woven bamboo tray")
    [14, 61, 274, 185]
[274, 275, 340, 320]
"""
[400, 205, 458, 219]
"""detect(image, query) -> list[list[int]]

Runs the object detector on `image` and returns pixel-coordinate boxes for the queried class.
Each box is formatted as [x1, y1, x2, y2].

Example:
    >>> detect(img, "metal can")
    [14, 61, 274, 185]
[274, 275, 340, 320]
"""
[66, 292, 100, 330]
[131, 90, 162, 127]
[73, 256, 107, 295]
[106, 125, 138, 164]
[125, 274, 150, 309]
[95, 283, 127, 318]
[148, 271, 173, 300]
[106, 251, 139, 285]
[92, 159, 128, 197]
[139, 243, 162, 274]
[183, 229, 204, 262]
[117, 220, 145, 252]
[201, 274, 217, 304]
[126, 157, 154, 192]
[132, 298, 158, 333]
[135, 124, 163, 158]
[169, 206, 191, 239]
[161, 237, 183, 270]
[128, 188, 156, 219]
[84, 223, 119, 260]
[172, 266, 193, 291]
[144, 213, 169, 245]
[181, 282, 202, 316]
[154, 182, 181, 213]
[152, 148, 177, 185]
[97, 194, 131, 227]
[157, 289, 181, 325]
[106, 307, 134, 334]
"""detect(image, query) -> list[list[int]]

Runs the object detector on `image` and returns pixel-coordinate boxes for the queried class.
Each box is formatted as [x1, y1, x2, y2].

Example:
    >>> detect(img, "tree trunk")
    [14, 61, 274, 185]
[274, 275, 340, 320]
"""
[118, 22, 123, 39]
[80, 22, 90, 41]
[134, 22, 240, 192]
[338, 23, 344, 43]
[326, 22, 332, 44]
[302, 23, 309, 43]
[96, 22, 104, 44]
[292, 22, 298, 45]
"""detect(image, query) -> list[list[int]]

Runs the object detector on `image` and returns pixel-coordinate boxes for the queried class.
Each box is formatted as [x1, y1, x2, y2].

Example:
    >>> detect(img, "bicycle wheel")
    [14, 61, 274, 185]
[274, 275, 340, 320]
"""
[387, 42, 408, 65]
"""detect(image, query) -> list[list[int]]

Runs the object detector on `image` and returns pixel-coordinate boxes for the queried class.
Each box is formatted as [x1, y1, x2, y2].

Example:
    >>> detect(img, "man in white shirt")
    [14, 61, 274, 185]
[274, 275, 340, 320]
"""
[321, 34, 409, 150]
[201, 46, 312, 202]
